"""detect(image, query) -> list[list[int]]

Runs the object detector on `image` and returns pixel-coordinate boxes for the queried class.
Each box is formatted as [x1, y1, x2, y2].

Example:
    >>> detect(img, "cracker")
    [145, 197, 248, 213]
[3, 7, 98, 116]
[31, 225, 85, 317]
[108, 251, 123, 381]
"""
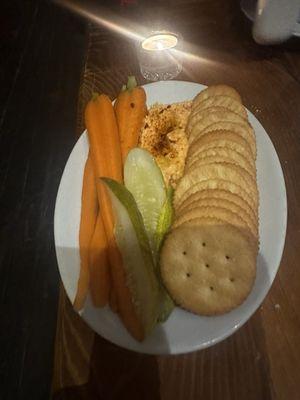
[174, 163, 258, 208]
[202, 121, 256, 159]
[186, 147, 255, 178]
[178, 218, 258, 251]
[172, 204, 256, 238]
[185, 153, 255, 180]
[174, 178, 258, 219]
[160, 223, 257, 315]
[192, 85, 242, 110]
[191, 95, 247, 119]
[187, 130, 254, 166]
[176, 188, 257, 226]
[175, 200, 258, 238]
[187, 107, 247, 139]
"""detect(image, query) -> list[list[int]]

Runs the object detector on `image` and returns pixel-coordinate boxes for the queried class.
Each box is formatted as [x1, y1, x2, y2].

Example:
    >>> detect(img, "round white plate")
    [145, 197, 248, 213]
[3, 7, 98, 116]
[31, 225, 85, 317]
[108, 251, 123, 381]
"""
[54, 80, 287, 355]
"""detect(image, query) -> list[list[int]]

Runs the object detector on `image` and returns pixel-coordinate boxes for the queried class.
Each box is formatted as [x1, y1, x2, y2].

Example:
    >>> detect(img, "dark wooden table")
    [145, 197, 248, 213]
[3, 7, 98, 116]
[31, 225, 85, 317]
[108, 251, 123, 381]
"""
[1, 1, 300, 399]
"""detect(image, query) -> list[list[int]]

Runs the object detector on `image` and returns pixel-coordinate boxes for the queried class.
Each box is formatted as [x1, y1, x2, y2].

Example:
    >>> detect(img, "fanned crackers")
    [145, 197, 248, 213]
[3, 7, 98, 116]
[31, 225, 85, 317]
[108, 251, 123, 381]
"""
[160, 84, 259, 316]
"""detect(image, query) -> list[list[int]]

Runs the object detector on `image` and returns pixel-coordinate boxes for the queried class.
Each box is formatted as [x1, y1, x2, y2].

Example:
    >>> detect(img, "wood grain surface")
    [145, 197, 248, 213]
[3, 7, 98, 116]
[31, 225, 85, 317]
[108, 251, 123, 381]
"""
[52, 0, 300, 399]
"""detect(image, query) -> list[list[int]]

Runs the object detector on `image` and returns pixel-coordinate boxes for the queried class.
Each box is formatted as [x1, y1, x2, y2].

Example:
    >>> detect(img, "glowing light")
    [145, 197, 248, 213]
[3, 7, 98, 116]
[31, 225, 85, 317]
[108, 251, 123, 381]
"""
[142, 34, 178, 51]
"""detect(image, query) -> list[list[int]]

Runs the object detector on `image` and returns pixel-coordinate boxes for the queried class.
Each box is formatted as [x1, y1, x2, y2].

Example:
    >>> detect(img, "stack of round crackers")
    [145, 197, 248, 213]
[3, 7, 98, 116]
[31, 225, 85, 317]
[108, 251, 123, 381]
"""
[160, 85, 259, 316]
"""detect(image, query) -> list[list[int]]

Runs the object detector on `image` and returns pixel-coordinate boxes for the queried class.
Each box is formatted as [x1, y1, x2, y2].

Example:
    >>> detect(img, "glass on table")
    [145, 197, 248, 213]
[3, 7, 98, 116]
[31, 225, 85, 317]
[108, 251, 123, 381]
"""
[137, 31, 182, 81]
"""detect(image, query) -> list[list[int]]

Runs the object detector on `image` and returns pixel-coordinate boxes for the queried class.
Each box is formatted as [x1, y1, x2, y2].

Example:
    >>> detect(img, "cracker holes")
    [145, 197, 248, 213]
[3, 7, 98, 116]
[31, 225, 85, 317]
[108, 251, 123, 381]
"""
[230, 277, 235, 282]
[210, 286, 214, 291]
[225, 255, 230, 260]
[182, 251, 187, 255]
[205, 263, 210, 268]
[186, 272, 191, 278]
[202, 242, 206, 247]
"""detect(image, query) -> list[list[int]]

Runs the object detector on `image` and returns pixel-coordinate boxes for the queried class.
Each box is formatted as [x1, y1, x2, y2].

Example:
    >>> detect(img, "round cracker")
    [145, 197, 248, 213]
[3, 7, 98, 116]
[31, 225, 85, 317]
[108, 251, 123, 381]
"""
[176, 188, 257, 226]
[174, 163, 258, 208]
[202, 121, 256, 159]
[192, 85, 242, 110]
[175, 199, 258, 238]
[160, 223, 257, 315]
[187, 130, 254, 166]
[187, 107, 247, 139]
[191, 95, 247, 119]
[185, 153, 255, 180]
[174, 178, 258, 219]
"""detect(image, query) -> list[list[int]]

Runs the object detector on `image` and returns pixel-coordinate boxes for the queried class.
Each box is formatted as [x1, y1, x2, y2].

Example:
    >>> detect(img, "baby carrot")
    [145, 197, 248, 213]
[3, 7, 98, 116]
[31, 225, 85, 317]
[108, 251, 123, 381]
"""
[74, 155, 98, 311]
[89, 213, 111, 307]
[115, 76, 147, 163]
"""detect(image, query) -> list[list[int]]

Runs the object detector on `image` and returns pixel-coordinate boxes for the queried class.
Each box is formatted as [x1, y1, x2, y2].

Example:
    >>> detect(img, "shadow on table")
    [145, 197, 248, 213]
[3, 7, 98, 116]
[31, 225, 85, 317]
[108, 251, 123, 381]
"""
[88, 332, 162, 399]
[53, 331, 162, 400]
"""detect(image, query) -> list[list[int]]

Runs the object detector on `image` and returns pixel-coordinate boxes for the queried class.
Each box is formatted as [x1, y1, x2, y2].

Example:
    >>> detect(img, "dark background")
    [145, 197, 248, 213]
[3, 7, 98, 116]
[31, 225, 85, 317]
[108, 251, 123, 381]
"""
[0, 1, 87, 398]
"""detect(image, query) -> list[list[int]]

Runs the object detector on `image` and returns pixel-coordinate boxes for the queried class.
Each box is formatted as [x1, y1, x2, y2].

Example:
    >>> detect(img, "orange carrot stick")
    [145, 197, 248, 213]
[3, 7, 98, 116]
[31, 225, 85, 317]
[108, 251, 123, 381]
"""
[85, 93, 144, 341]
[89, 213, 110, 306]
[114, 76, 147, 163]
[74, 155, 98, 311]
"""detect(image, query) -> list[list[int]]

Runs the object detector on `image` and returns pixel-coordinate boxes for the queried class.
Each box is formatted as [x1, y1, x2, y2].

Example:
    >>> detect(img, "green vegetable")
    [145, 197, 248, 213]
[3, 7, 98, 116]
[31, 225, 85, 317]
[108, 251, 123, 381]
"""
[155, 186, 174, 255]
[154, 186, 175, 322]
[124, 148, 166, 255]
[102, 177, 160, 335]
[121, 76, 137, 92]
[157, 291, 174, 323]
[124, 149, 175, 322]
[105, 149, 175, 328]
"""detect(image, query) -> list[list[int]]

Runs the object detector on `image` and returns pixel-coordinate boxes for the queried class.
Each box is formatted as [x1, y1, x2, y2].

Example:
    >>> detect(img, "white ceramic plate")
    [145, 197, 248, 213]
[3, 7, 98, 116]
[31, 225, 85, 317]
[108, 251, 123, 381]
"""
[54, 81, 287, 355]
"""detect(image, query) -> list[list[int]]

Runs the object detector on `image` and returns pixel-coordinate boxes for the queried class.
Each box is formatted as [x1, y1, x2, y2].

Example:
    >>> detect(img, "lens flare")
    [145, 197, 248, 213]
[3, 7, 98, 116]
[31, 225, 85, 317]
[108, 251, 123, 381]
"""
[53, 0, 218, 67]
[53, 0, 145, 41]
